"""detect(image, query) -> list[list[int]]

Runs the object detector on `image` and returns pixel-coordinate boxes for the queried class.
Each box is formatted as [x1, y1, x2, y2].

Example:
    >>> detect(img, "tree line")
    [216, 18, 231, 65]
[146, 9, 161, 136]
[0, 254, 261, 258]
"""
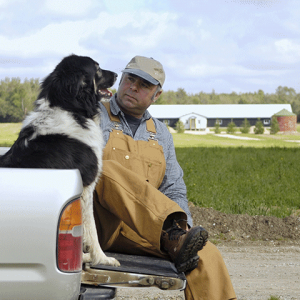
[1, 77, 300, 122]
[0, 77, 40, 122]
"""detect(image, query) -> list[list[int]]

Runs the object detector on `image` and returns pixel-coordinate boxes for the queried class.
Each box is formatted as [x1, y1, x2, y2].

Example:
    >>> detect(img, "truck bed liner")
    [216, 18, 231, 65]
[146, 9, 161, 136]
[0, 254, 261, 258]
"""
[92, 252, 185, 279]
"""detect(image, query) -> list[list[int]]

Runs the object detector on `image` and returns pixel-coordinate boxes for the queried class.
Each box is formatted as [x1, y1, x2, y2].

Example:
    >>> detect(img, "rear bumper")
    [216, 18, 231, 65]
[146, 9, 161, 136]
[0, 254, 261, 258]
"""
[79, 285, 116, 300]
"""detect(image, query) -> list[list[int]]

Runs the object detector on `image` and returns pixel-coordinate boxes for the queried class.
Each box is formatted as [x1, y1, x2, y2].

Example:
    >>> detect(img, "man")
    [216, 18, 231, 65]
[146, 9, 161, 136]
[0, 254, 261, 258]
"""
[94, 56, 237, 300]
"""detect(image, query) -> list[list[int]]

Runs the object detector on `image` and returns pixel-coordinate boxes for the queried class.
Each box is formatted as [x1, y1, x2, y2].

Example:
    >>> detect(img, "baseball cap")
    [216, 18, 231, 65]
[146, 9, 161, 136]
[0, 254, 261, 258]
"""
[122, 56, 165, 87]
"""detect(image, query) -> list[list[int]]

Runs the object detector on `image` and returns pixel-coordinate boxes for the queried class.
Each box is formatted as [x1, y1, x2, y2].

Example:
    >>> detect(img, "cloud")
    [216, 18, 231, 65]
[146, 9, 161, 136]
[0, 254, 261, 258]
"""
[274, 39, 300, 63]
[44, 0, 95, 16]
[0, 0, 299, 94]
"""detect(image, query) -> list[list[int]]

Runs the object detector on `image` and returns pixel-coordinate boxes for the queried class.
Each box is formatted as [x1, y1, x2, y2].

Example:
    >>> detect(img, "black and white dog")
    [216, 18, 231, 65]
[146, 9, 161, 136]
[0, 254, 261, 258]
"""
[0, 54, 120, 267]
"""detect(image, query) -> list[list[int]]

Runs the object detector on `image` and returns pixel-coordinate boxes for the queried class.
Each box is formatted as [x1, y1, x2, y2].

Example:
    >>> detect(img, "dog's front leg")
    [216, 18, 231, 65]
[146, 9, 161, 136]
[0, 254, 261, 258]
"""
[81, 187, 120, 267]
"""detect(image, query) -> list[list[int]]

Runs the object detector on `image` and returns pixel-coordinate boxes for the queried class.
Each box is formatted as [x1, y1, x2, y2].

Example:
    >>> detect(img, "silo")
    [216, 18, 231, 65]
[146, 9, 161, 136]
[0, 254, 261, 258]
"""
[273, 109, 297, 132]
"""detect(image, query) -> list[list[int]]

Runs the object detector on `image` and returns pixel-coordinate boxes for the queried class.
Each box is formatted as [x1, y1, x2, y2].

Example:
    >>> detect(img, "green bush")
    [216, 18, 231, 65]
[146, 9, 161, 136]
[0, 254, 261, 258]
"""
[175, 120, 185, 133]
[240, 118, 250, 134]
[270, 116, 280, 134]
[226, 120, 236, 134]
[214, 119, 221, 134]
[254, 119, 264, 134]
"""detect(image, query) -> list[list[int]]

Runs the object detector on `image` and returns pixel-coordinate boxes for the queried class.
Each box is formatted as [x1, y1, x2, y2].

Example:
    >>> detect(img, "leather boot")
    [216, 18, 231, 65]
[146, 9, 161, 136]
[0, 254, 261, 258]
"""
[161, 220, 208, 273]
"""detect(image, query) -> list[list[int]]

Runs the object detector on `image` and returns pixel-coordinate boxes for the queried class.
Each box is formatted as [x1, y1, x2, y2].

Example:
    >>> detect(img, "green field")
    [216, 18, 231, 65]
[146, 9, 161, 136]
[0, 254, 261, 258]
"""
[174, 131, 300, 218]
[176, 146, 299, 218]
[0, 123, 22, 147]
[1, 123, 300, 218]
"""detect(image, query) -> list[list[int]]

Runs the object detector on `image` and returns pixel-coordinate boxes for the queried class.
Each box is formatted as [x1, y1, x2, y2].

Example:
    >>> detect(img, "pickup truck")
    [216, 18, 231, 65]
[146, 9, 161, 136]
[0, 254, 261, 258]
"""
[0, 147, 186, 300]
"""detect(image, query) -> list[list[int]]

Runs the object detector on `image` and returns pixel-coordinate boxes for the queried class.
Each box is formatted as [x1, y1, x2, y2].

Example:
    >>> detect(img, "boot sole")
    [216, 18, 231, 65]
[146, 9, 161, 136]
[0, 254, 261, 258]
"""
[174, 227, 208, 273]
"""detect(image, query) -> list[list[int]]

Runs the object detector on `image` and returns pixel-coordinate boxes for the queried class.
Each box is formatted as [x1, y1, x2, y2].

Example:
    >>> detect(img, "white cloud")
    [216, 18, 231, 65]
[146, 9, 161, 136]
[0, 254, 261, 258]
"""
[0, 0, 299, 93]
[44, 0, 94, 16]
[274, 39, 300, 63]
[0, 12, 127, 57]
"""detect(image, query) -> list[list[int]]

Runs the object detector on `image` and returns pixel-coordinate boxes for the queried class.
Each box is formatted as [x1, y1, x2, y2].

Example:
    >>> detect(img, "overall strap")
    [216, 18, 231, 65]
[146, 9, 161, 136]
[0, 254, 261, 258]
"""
[146, 118, 156, 134]
[102, 101, 157, 135]
[102, 101, 120, 123]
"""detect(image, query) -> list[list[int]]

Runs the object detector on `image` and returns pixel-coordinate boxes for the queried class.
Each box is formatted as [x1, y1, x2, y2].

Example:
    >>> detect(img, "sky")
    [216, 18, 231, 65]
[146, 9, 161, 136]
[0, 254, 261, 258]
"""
[0, 0, 299, 95]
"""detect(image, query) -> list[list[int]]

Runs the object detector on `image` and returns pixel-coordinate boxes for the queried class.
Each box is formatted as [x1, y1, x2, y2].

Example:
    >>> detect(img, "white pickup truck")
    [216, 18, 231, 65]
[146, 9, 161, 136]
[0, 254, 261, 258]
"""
[0, 147, 186, 300]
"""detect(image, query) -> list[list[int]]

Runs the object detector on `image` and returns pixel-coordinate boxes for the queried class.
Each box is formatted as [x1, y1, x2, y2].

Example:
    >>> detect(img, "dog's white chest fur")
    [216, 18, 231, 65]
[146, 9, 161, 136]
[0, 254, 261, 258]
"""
[23, 98, 104, 175]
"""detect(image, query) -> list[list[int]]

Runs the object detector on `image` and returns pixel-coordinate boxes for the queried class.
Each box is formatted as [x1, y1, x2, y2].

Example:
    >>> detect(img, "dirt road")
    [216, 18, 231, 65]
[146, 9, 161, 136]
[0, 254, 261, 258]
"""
[116, 244, 300, 300]
[221, 244, 300, 300]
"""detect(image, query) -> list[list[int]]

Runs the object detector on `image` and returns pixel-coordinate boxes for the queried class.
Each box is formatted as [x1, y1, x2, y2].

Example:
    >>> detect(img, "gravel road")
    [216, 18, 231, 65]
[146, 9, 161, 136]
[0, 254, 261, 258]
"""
[115, 244, 300, 300]
[221, 244, 300, 300]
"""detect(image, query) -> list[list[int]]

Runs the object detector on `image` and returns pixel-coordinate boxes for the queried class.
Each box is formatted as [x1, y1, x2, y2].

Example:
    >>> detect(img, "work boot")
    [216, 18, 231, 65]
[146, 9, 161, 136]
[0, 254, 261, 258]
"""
[161, 220, 208, 273]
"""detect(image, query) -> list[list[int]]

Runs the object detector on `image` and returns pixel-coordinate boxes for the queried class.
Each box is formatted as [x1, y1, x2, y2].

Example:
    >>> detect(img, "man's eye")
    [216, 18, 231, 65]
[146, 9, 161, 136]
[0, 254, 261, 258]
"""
[141, 83, 150, 88]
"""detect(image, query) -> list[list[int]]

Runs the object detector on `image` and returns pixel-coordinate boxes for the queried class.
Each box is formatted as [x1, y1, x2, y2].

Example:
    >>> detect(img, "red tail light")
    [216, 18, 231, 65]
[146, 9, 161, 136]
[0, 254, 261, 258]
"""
[57, 198, 82, 272]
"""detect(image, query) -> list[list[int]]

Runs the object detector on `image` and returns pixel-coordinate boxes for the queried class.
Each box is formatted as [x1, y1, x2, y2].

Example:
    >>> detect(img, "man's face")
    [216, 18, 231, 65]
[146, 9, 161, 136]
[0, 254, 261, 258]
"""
[116, 73, 162, 118]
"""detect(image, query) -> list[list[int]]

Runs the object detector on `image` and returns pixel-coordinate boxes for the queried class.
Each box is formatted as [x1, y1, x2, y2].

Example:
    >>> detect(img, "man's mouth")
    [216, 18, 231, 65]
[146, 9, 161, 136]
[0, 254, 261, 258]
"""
[125, 93, 137, 101]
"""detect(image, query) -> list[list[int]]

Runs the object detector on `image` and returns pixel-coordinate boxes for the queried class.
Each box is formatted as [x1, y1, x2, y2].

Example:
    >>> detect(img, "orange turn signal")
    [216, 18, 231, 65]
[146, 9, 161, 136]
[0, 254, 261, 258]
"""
[59, 198, 82, 231]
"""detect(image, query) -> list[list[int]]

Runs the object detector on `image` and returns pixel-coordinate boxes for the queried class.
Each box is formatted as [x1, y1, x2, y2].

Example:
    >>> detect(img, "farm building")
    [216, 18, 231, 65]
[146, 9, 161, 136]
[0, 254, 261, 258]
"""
[273, 109, 297, 132]
[147, 104, 293, 129]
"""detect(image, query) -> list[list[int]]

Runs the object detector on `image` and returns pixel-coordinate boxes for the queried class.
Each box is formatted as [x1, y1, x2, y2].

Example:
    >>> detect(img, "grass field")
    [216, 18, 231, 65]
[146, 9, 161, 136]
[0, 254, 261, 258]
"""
[173, 131, 300, 148]
[1, 123, 299, 218]
[0, 123, 22, 147]
[174, 129, 300, 218]
[176, 146, 299, 218]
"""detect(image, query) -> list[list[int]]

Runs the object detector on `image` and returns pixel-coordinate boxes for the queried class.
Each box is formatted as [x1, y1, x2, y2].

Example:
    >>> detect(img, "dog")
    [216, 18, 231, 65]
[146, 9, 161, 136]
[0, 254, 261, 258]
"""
[0, 54, 120, 267]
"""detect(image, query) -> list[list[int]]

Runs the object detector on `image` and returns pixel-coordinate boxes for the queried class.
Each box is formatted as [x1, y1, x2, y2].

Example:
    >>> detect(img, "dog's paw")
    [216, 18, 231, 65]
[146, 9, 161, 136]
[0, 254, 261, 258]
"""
[82, 252, 92, 263]
[92, 254, 120, 267]
[83, 251, 120, 266]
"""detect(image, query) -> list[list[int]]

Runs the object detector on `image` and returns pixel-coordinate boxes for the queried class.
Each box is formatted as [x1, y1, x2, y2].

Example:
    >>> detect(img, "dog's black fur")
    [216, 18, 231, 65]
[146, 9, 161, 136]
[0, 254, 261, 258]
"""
[0, 55, 115, 185]
[0, 54, 120, 266]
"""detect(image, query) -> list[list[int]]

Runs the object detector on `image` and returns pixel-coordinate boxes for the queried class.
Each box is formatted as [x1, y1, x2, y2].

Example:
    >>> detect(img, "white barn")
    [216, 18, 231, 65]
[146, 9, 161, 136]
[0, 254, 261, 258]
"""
[147, 104, 293, 129]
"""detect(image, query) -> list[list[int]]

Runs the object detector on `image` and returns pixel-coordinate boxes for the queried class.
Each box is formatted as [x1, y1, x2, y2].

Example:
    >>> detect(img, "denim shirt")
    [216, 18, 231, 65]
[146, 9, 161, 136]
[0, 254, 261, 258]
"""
[99, 95, 193, 227]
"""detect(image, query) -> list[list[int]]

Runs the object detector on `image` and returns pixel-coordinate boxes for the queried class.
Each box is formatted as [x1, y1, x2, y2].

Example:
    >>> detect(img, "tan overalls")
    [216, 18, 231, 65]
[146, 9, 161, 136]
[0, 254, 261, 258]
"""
[93, 103, 236, 300]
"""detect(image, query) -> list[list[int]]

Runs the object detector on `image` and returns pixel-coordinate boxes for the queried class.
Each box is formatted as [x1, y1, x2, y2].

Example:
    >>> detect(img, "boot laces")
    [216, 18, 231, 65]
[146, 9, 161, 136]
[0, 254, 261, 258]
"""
[165, 220, 186, 241]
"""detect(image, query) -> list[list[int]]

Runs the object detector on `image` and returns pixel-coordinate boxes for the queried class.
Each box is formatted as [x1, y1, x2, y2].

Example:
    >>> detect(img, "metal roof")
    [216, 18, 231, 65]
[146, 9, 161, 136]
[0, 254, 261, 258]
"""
[273, 108, 296, 116]
[147, 104, 292, 119]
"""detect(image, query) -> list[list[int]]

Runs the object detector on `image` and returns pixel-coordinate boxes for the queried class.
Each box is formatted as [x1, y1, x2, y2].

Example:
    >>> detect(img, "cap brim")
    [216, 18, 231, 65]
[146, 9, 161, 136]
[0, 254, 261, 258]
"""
[122, 68, 159, 85]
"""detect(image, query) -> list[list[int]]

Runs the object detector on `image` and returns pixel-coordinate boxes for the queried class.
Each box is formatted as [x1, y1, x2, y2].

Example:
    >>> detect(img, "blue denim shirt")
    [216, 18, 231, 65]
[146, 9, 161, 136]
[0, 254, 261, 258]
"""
[99, 95, 193, 227]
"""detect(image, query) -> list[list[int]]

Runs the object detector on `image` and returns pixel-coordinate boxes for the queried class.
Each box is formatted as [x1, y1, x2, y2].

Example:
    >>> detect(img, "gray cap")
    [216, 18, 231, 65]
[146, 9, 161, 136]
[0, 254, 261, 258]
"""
[122, 56, 165, 87]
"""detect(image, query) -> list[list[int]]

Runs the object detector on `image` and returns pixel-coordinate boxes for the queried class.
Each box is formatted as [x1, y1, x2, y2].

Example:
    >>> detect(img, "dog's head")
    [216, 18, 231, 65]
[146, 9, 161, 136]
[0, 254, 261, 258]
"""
[38, 54, 117, 118]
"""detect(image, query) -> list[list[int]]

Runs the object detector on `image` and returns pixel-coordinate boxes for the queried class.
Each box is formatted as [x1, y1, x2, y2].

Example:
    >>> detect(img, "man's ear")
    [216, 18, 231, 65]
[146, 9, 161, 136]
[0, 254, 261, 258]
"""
[152, 90, 163, 103]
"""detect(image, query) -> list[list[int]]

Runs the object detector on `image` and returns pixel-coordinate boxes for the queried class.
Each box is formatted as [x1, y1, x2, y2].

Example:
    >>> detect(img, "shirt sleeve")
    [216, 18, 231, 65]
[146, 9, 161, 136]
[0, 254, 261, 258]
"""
[158, 131, 193, 227]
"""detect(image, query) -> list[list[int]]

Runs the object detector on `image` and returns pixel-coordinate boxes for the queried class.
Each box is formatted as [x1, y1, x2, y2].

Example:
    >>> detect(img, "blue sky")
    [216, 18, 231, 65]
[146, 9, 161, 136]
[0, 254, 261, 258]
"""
[0, 0, 299, 94]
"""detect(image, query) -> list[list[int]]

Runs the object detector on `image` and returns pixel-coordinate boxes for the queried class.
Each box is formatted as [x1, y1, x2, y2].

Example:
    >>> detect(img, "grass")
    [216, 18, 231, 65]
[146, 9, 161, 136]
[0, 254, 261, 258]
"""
[173, 130, 300, 218]
[0, 123, 22, 147]
[175, 146, 300, 218]
[173, 132, 300, 148]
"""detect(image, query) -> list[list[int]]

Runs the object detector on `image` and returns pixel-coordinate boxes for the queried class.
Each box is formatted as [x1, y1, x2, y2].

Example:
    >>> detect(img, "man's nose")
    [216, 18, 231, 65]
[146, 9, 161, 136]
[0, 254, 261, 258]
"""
[129, 80, 138, 91]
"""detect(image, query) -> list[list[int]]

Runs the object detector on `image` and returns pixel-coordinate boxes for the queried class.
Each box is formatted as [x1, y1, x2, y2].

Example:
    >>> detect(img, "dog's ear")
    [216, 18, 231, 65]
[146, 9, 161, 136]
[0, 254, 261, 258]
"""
[38, 65, 89, 106]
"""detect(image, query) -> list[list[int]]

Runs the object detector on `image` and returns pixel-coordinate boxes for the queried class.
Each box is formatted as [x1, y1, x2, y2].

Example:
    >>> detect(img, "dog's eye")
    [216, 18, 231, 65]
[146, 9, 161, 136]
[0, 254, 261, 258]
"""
[96, 68, 102, 76]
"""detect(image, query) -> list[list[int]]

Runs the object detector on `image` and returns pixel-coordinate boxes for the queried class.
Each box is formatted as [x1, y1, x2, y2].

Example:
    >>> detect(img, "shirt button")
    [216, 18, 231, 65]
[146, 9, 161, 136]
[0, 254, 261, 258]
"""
[125, 155, 129, 159]
[112, 148, 115, 150]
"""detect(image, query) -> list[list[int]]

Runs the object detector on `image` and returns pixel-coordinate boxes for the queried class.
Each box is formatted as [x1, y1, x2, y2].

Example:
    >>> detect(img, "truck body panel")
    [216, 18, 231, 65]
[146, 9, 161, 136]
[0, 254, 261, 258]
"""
[0, 168, 83, 300]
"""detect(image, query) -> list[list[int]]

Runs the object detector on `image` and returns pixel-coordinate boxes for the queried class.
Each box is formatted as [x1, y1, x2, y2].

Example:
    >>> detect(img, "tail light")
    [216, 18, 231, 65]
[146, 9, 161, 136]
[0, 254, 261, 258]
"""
[57, 198, 82, 272]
